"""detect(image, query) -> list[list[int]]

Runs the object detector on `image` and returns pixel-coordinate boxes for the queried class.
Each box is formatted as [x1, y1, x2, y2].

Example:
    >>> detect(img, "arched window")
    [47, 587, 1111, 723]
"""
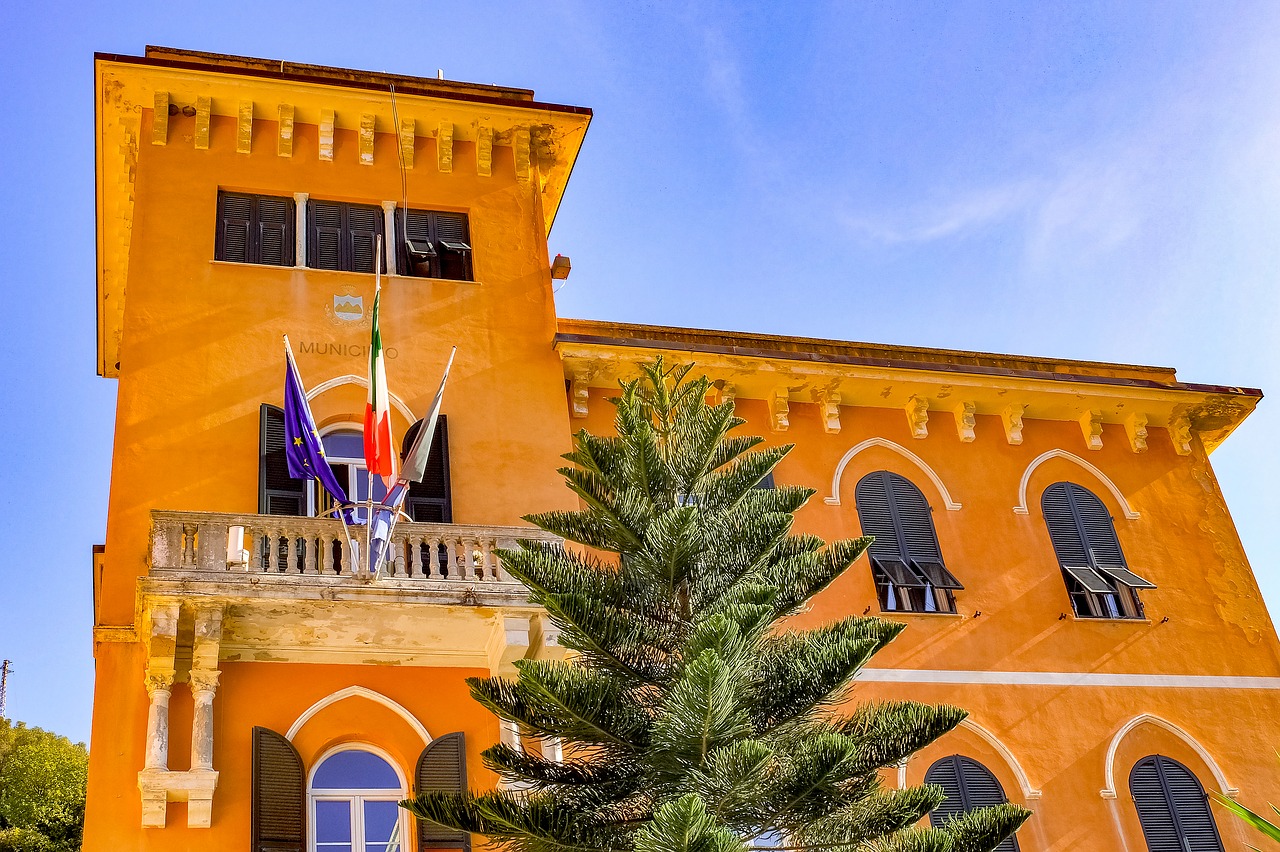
[1041, 482, 1154, 619]
[855, 471, 962, 613]
[310, 747, 406, 852]
[925, 755, 1019, 852]
[1129, 755, 1224, 851]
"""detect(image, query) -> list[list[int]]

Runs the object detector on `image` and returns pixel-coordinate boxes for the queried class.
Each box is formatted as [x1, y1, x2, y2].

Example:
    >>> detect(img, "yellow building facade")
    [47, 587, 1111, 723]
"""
[89, 47, 1280, 851]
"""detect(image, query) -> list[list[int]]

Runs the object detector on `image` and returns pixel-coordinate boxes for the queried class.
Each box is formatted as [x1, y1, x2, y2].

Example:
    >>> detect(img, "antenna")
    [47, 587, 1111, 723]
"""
[0, 660, 11, 719]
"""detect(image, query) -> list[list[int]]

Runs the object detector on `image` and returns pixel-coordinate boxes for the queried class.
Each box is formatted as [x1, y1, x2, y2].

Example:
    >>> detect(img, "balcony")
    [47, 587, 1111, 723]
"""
[140, 510, 564, 670]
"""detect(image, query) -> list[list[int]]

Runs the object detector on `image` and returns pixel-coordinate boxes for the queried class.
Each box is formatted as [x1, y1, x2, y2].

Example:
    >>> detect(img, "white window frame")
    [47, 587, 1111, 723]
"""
[307, 744, 408, 852]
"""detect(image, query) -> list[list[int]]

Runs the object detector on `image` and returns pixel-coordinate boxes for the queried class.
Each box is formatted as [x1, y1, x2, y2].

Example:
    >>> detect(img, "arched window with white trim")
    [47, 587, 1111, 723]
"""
[1129, 755, 1224, 851]
[309, 748, 407, 852]
[925, 755, 1019, 851]
[855, 471, 963, 613]
[1041, 482, 1154, 619]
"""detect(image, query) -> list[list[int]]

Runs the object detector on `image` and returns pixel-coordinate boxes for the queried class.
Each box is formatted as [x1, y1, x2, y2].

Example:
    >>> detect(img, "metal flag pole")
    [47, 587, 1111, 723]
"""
[364, 236, 385, 579]
[283, 334, 361, 572]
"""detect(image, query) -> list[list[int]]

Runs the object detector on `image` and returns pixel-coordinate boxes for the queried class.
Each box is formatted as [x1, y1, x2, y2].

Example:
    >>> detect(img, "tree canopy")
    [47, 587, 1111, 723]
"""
[0, 719, 88, 852]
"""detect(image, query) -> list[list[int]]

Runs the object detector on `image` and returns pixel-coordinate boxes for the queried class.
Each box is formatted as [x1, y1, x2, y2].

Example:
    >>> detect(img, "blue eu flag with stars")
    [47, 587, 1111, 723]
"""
[284, 342, 356, 522]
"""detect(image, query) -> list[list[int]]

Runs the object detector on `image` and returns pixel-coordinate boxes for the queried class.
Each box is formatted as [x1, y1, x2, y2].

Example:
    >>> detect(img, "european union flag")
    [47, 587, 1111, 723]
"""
[284, 341, 356, 523]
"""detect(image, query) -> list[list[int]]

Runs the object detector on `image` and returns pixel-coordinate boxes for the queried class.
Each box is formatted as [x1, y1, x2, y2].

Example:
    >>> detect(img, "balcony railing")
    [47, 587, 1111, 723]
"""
[149, 510, 559, 583]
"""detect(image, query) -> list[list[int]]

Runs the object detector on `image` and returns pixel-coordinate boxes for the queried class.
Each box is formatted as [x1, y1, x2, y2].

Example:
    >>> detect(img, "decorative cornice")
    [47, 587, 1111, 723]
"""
[904, 396, 929, 439]
[953, 401, 976, 442]
[437, 121, 454, 172]
[277, 103, 294, 157]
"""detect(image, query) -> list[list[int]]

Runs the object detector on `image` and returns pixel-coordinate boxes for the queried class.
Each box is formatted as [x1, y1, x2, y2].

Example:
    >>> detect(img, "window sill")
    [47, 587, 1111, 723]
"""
[880, 610, 963, 618]
[1069, 615, 1152, 624]
[209, 261, 481, 286]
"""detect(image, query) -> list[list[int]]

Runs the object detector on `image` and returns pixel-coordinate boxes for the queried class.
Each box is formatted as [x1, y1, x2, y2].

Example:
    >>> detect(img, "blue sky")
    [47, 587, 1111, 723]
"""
[0, 1, 1277, 742]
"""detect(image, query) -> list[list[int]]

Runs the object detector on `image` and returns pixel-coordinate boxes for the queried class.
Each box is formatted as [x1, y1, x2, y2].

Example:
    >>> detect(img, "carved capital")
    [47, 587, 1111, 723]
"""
[318, 109, 335, 161]
[193, 96, 211, 150]
[904, 397, 929, 439]
[151, 91, 169, 146]
[1170, 413, 1194, 456]
[953, 401, 977, 442]
[1124, 412, 1149, 453]
[514, 128, 531, 183]
[771, 388, 790, 432]
[819, 391, 841, 434]
[359, 113, 376, 165]
[236, 100, 253, 154]
[1079, 410, 1104, 450]
[145, 668, 175, 697]
[1002, 404, 1027, 445]
[188, 668, 221, 696]
[719, 383, 736, 406]
[277, 104, 294, 157]
[437, 121, 454, 172]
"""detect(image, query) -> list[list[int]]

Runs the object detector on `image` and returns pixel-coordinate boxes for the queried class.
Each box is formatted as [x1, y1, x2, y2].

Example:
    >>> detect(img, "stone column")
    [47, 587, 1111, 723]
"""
[189, 669, 220, 771]
[143, 668, 175, 771]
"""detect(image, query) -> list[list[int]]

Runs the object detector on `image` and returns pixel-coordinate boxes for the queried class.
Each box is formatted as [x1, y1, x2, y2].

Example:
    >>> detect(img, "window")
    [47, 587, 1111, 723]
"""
[309, 200, 386, 273]
[1042, 482, 1154, 619]
[320, 429, 390, 522]
[400, 418, 453, 523]
[1129, 755, 1224, 852]
[310, 749, 406, 852]
[394, 209, 473, 280]
[854, 471, 963, 613]
[216, 192, 295, 266]
[260, 404, 307, 515]
[925, 755, 1019, 851]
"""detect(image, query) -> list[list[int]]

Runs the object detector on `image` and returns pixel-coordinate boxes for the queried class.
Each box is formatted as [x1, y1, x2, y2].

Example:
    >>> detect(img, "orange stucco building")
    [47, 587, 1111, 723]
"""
[88, 47, 1280, 852]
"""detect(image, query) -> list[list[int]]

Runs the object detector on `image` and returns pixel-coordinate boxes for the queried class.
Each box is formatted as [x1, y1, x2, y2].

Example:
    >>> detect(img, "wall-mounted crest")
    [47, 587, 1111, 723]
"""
[325, 293, 368, 327]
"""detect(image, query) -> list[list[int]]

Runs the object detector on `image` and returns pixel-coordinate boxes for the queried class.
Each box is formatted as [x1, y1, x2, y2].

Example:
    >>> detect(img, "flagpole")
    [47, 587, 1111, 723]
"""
[283, 334, 361, 574]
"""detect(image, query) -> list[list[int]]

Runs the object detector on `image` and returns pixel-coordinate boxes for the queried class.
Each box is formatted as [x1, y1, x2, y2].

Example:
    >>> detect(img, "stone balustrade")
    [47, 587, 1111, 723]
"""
[149, 510, 559, 582]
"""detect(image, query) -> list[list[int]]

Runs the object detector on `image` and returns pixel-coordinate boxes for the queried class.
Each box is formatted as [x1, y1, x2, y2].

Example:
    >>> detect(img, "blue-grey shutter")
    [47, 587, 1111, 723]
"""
[405, 417, 452, 523]
[1130, 756, 1224, 852]
[1042, 483, 1090, 565]
[397, 208, 437, 277]
[926, 756, 1019, 852]
[435, 213, 472, 280]
[346, 203, 384, 273]
[308, 200, 343, 270]
[259, 404, 306, 516]
[416, 732, 470, 851]
[855, 472, 900, 559]
[251, 727, 304, 852]
[217, 193, 253, 263]
[256, 196, 294, 266]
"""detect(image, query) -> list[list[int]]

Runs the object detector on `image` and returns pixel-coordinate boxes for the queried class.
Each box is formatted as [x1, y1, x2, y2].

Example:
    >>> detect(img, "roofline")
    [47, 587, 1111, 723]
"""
[93, 51, 593, 118]
[554, 320, 1262, 399]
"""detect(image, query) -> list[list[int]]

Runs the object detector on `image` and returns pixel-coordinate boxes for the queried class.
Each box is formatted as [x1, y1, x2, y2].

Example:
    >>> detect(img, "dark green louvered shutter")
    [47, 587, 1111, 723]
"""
[256, 196, 295, 266]
[435, 213, 472, 280]
[416, 732, 470, 851]
[1043, 483, 1154, 592]
[216, 193, 253, 263]
[308, 200, 343, 270]
[346, 203, 384, 273]
[855, 472, 921, 588]
[251, 727, 305, 852]
[259, 405, 307, 516]
[855, 471, 961, 590]
[1130, 756, 1224, 852]
[404, 417, 452, 523]
[396, 208, 437, 277]
[925, 755, 1019, 852]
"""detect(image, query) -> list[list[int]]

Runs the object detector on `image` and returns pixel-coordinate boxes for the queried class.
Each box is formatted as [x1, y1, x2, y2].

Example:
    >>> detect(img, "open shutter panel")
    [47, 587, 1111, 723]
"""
[346, 203, 384, 273]
[217, 193, 253, 263]
[260, 405, 307, 516]
[1071, 485, 1126, 566]
[309, 200, 343, 270]
[256, 196, 295, 266]
[416, 732, 471, 851]
[890, 474, 943, 560]
[251, 727, 305, 852]
[1042, 483, 1090, 565]
[435, 213, 472, 280]
[398, 209, 437, 277]
[854, 472, 901, 559]
[407, 417, 452, 522]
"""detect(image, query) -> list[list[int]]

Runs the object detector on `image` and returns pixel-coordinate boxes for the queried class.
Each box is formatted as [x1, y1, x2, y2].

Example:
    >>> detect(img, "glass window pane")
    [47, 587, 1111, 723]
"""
[364, 800, 400, 849]
[313, 750, 401, 790]
[316, 800, 353, 842]
[323, 431, 365, 460]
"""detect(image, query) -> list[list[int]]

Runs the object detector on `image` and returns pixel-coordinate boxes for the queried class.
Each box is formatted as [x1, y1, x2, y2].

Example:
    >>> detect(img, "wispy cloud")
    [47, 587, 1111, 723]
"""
[841, 181, 1040, 244]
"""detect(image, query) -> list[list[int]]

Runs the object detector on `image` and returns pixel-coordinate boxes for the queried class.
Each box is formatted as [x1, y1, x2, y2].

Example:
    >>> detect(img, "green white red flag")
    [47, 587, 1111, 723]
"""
[363, 282, 396, 485]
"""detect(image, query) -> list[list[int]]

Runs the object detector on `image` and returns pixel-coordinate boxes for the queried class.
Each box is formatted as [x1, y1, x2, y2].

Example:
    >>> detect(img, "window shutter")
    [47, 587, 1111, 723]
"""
[416, 732, 470, 851]
[406, 417, 452, 523]
[397, 209, 437, 277]
[1130, 756, 1224, 852]
[1042, 483, 1090, 565]
[927, 756, 1019, 851]
[890, 475, 942, 561]
[260, 404, 307, 515]
[217, 193, 253, 263]
[435, 213, 472, 280]
[251, 727, 305, 852]
[256, 196, 295, 266]
[309, 200, 343, 270]
[346, 203, 384, 273]
[854, 472, 900, 559]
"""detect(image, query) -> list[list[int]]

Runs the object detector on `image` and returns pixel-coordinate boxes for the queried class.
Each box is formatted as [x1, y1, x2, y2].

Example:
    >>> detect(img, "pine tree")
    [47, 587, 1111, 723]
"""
[404, 359, 1030, 852]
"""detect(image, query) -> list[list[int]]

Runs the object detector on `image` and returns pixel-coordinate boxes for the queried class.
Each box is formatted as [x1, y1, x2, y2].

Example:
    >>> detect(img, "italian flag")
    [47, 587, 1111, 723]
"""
[363, 285, 396, 485]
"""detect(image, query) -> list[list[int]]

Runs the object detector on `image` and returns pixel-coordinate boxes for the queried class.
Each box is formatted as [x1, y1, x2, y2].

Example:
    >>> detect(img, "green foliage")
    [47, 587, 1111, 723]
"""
[1213, 788, 1280, 846]
[403, 358, 1029, 852]
[0, 719, 88, 852]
